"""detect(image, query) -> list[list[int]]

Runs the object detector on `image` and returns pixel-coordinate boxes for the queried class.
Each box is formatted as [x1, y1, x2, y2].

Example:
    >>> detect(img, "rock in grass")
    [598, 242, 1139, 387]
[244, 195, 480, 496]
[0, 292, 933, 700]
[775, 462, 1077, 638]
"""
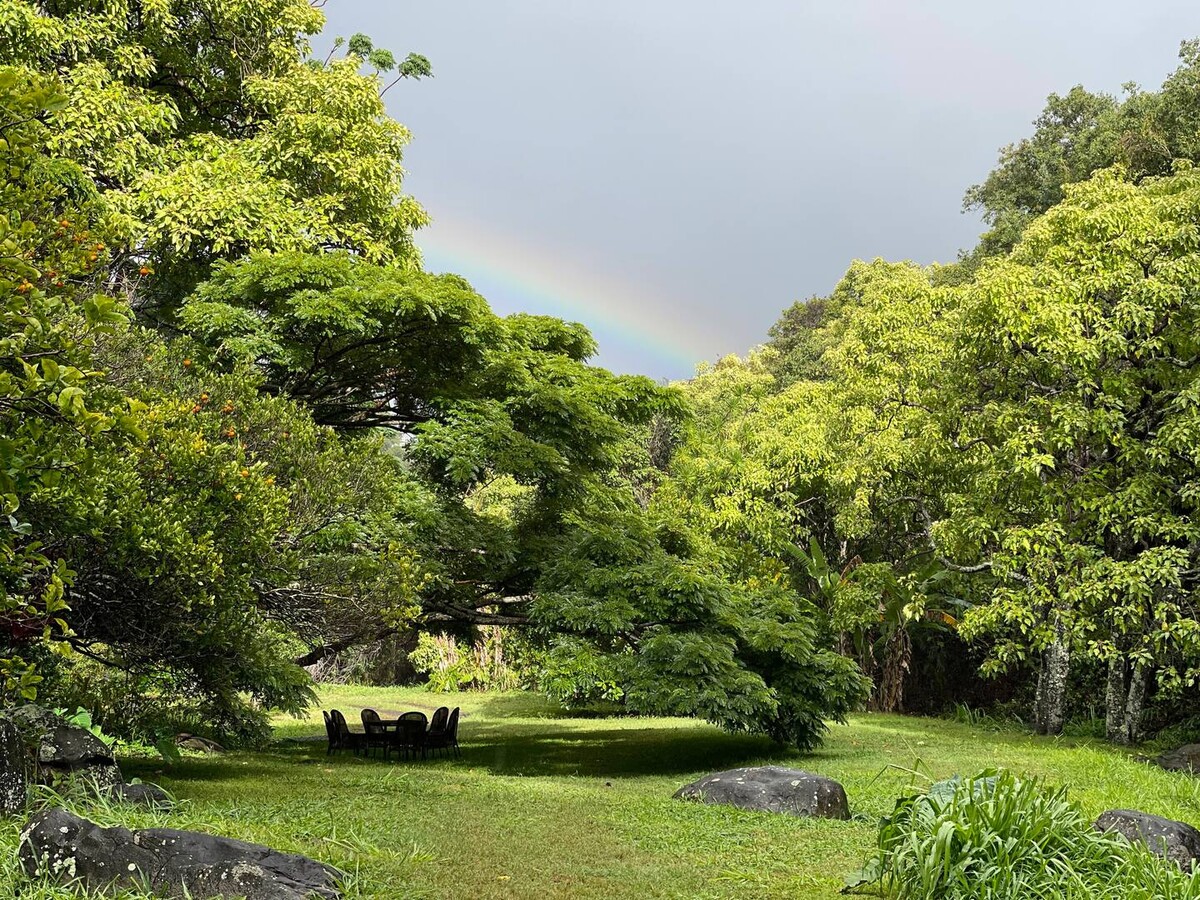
[20, 808, 344, 899]
[103, 781, 174, 810]
[1095, 809, 1200, 870]
[177, 733, 226, 754]
[0, 705, 175, 813]
[674, 766, 850, 819]
[3, 704, 122, 790]
[1154, 744, 1200, 774]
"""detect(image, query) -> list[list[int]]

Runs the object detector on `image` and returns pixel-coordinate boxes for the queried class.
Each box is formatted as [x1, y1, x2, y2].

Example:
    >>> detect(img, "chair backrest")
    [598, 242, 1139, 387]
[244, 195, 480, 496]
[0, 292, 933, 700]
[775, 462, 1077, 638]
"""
[394, 711, 426, 745]
[322, 710, 335, 742]
[446, 707, 460, 740]
[361, 708, 385, 736]
[330, 709, 351, 737]
[429, 706, 449, 734]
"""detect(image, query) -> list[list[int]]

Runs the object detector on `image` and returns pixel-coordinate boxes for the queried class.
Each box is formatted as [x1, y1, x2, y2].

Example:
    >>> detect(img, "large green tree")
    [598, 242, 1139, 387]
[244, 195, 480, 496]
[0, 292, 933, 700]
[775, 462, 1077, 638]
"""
[0, 66, 127, 700]
[745, 165, 1200, 742]
[0, 0, 429, 303]
[180, 252, 865, 748]
[942, 167, 1200, 742]
[965, 39, 1200, 264]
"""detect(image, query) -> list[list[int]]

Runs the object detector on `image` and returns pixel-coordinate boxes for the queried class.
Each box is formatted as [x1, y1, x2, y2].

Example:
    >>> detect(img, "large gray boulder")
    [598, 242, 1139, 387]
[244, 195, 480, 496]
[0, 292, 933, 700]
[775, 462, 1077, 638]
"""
[0, 705, 172, 814]
[674, 766, 850, 819]
[1154, 744, 1200, 774]
[1095, 809, 1200, 870]
[20, 808, 344, 899]
[4, 704, 122, 789]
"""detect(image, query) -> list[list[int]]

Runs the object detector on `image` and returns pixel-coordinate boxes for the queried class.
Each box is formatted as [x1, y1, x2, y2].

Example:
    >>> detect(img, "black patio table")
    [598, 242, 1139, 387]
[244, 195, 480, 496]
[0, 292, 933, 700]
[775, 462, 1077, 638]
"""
[378, 714, 428, 760]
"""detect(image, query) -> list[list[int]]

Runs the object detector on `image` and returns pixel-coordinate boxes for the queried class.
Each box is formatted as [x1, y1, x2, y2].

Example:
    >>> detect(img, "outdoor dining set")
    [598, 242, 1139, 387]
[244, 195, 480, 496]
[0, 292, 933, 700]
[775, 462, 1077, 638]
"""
[322, 706, 461, 760]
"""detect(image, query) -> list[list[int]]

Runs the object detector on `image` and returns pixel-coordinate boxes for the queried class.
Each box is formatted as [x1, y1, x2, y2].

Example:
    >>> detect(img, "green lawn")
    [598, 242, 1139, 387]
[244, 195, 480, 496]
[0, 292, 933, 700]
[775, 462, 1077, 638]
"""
[8, 686, 1200, 899]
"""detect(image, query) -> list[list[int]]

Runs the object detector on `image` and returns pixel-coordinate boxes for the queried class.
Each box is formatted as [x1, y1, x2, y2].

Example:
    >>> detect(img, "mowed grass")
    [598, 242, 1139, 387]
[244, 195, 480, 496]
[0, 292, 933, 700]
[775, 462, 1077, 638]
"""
[8, 686, 1200, 899]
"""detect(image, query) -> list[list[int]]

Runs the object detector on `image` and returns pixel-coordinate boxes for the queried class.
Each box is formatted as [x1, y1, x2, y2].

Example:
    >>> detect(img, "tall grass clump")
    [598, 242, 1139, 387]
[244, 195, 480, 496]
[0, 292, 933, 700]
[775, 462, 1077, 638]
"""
[855, 769, 1200, 899]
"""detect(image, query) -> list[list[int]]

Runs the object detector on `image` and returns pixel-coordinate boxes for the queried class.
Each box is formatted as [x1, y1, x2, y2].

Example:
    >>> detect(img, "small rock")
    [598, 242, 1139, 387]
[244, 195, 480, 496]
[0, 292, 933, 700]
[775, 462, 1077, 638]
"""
[1095, 809, 1200, 870]
[177, 733, 226, 754]
[104, 781, 174, 810]
[674, 766, 850, 819]
[20, 808, 344, 899]
[1154, 744, 1200, 774]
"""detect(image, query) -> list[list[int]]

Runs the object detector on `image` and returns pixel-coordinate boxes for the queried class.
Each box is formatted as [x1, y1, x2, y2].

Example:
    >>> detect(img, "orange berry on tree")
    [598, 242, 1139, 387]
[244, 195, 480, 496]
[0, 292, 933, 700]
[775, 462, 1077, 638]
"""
[183, 359, 192, 367]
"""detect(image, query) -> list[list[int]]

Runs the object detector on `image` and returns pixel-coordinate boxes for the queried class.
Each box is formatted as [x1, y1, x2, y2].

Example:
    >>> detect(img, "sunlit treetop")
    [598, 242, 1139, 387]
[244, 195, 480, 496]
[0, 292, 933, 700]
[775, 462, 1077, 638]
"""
[0, 0, 430, 296]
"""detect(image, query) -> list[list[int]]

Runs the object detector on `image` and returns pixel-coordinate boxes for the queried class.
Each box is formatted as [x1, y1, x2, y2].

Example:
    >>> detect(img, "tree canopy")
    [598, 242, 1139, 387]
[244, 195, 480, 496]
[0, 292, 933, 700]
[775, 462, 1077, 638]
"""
[0, 0, 870, 751]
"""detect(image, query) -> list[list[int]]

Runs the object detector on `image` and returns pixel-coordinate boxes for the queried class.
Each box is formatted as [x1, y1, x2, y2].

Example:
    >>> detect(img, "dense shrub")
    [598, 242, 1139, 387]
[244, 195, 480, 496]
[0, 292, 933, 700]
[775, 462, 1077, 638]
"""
[856, 770, 1200, 899]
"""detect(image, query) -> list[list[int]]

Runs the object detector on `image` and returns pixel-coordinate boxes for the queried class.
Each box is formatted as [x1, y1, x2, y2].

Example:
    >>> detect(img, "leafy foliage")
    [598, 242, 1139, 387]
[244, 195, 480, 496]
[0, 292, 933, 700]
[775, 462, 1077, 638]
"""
[0, 3, 872, 751]
[0, 0, 428, 306]
[0, 66, 129, 700]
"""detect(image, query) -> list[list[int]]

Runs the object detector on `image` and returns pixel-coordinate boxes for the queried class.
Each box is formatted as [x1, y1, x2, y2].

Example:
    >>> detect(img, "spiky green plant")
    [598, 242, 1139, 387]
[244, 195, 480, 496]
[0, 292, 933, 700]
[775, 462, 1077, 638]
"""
[854, 769, 1200, 899]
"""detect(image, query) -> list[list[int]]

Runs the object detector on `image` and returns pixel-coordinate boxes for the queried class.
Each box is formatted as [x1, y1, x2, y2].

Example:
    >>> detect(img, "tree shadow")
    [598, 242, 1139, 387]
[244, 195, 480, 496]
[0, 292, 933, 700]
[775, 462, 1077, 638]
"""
[471, 694, 624, 721]
[458, 721, 798, 778]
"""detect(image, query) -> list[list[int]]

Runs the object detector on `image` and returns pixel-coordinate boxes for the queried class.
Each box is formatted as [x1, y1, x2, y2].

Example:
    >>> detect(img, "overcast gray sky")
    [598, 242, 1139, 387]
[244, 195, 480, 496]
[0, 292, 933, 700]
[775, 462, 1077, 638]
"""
[320, 1, 1199, 380]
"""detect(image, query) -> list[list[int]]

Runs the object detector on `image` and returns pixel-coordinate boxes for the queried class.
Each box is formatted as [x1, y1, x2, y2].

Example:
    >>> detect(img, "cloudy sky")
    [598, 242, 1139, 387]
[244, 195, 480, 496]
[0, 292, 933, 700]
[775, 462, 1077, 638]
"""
[320, 2, 1199, 380]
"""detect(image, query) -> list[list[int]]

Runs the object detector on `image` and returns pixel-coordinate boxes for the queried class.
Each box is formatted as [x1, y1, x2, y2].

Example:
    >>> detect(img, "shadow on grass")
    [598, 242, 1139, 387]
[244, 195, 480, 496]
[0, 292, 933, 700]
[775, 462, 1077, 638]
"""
[119, 755, 297, 785]
[459, 722, 795, 778]
[124, 727, 792, 783]
[474, 694, 627, 720]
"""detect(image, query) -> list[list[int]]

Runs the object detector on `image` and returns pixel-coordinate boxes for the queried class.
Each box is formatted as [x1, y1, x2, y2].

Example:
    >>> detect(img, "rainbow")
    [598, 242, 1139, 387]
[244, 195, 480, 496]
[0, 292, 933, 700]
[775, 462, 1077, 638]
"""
[417, 213, 704, 379]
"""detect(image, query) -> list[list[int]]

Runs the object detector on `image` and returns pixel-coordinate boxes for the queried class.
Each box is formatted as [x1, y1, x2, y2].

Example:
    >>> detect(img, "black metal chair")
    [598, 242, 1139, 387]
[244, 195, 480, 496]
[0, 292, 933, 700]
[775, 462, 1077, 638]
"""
[323, 710, 337, 755]
[426, 707, 460, 758]
[360, 708, 391, 759]
[428, 706, 450, 736]
[392, 711, 428, 760]
[328, 709, 366, 755]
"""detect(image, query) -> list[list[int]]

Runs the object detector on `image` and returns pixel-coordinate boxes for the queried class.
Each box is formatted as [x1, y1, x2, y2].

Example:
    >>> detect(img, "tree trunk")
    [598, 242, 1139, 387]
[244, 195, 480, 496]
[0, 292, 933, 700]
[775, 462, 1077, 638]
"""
[871, 627, 911, 713]
[1034, 638, 1070, 736]
[1118, 661, 1149, 745]
[1105, 656, 1127, 743]
[1104, 654, 1150, 745]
